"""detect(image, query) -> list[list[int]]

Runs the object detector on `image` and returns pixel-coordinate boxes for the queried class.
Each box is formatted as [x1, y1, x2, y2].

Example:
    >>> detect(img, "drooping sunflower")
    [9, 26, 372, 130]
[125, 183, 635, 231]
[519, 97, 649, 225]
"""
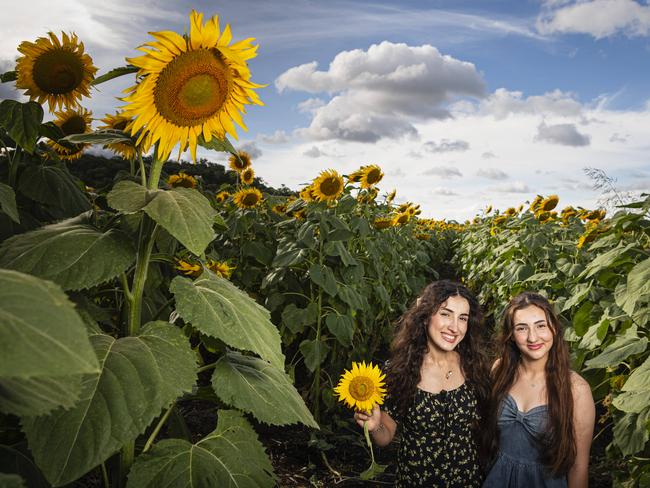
[207, 259, 235, 279]
[16, 31, 97, 112]
[529, 195, 543, 213]
[312, 169, 344, 202]
[167, 172, 197, 188]
[122, 10, 265, 162]
[334, 361, 386, 413]
[240, 167, 255, 185]
[386, 189, 397, 204]
[392, 212, 410, 226]
[373, 217, 393, 230]
[541, 194, 559, 212]
[48, 107, 93, 160]
[299, 185, 316, 202]
[175, 258, 202, 278]
[99, 112, 137, 160]
[233, 187, 263, 209]
[215, 190, 231, 203]
[493, 215, 508, 226]
[348, 165, 384, 189]
[505, 207, 517, 216]
[229, 151, 252, 172]
[485, 205, 493, 214]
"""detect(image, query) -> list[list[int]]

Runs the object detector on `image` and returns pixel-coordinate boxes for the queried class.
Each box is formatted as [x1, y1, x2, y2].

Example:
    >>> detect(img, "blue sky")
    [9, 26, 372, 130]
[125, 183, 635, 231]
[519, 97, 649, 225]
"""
[1, 0, 649, 219]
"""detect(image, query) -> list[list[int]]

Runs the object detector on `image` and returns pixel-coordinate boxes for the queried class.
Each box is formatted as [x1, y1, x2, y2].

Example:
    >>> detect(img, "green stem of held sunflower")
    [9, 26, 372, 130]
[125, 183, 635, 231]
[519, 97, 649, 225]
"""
[363, 421, 376, 465]
[128, 220, 159, 336]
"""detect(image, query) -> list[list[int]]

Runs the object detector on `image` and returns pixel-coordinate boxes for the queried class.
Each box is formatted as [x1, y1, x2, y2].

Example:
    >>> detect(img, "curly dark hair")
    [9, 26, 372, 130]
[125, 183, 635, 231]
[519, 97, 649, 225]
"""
[385, 280, 490, 431]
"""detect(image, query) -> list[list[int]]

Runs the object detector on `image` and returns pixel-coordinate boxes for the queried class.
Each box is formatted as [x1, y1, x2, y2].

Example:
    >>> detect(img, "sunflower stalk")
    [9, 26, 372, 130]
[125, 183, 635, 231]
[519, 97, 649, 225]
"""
[147, 155, 164, 190]
[127, 219, 159, 336]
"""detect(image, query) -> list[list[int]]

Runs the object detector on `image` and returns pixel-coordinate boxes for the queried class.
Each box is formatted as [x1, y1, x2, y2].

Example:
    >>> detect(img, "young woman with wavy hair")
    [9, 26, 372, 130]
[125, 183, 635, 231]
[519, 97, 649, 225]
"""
[482, 292, 595, 488]
[354, 280, 490, 487]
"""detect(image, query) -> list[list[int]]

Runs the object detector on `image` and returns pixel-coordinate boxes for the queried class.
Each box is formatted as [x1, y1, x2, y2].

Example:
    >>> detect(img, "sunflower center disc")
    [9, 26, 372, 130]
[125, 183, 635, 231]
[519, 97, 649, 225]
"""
[320, 177, 341, 196]
[242, 193, 259, 206]
[33, 49, 84, 94]
[60, 115, 87, 135]
[367, 169, 381, 184]
[154, 49, 230, 127]
[349, 376, 374, 402]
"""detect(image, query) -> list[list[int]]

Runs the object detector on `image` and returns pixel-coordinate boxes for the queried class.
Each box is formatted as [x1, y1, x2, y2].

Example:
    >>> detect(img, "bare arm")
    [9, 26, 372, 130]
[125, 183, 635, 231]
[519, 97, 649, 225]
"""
[354, 405, 398, 447]
[568, 373, 595, 488]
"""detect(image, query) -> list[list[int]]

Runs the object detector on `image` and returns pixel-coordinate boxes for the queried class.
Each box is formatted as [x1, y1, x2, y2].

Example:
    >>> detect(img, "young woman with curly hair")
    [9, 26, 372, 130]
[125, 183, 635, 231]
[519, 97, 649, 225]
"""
[482, 292, 595, 488]
[354, 280, 490, 487]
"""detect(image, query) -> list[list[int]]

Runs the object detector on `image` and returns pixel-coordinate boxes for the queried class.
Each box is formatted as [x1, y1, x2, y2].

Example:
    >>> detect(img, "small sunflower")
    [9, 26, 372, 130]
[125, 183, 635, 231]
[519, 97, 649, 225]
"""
[334, 361, 386, 413]
[485, 205, 493, 214]
[233, 187, 263, 209]
[299, 185, 317, 202]
[175, 258, 202, 278]
[99, 112, 136, 160]
[122, 10, 264, 162]
[493, 215, 508, 226]
[216, 190, 231, 203]
[167, 172, 197, 188]
[373, 217, 393, 230]
[392, 212, 410, 226]
[349, 165, 384, 189]
[505, 207, 517, 216]
[207, 259, 235, 279]
[386, 189, 397, 204]
[48, 107, 93, 160]
[536, 211, 552, 222]
[240, 167, 255, 185]
[529, 195, 543, 213]
[272, 203, 287, 215]
[541, 194, 559, 212]
[312, 169, 344, 202]
[229, 151, 252, 172]
[292, 208, 306, 219]
[16, 31, 97, 112]
[406, 204, 421, 217]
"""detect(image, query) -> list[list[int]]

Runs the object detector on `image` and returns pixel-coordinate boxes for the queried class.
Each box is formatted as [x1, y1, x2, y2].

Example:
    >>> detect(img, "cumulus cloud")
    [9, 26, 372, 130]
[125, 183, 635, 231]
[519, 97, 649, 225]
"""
[239, 142, 263, 160]
[303, 146, 326, 158]
[432, 187, 458, 196]
[609, 132, 628, 143]
[535, 122, 591, 146]
[482, 151, 496, 159]
[490, 181, 531, 193]
[423, 139, 470, 153]
[276, 41, 485, 142]
[480, 88, 583, 119]
[423, 166, 463, 177]
[258, 130, 289, 144]
[537, 0, 650, 39]
[477, 168, 508, 180]
[297, 98, 325, 114]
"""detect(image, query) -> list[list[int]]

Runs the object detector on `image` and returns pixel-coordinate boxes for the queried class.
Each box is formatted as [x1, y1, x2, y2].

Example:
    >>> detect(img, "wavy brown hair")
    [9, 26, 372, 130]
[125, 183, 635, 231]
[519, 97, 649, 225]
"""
[482, 292, 575, 476]
[385, 280, 490, 428]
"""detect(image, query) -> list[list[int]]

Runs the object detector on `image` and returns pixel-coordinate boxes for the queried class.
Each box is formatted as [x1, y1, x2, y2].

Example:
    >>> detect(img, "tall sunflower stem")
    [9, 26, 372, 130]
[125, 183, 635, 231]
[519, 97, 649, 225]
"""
[119, 440, 135, 487]
[142, 401, 175, 454]
[128, 220, 159, 337]
[138, 152, 147, 187]
[147, 156, 164, 190]
[313, 237, 324, 422]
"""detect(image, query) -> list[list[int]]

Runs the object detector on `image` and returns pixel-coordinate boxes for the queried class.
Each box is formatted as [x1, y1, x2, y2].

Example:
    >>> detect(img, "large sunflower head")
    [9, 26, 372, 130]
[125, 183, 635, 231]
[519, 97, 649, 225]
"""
[233, 187, 263, 209]
[334, 361, 386, 413]
[167, 172, 197, 188]
[99, 112, 136, 160]
[240, 166, 255, 185]
[122, 10, 265, 162]
[312, 169, 344, 202]
[229, 151, 252, 172]
[392, 212, 410, 226]
[16, 31, 97, 112]
[48, 107, 93, 160]
[541, 194, 559, 212]
[348, 165, 383, 189]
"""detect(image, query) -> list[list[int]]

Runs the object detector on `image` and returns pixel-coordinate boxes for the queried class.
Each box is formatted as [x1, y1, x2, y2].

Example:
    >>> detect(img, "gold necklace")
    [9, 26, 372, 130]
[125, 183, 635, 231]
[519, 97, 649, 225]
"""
[445, 369, 453, 380]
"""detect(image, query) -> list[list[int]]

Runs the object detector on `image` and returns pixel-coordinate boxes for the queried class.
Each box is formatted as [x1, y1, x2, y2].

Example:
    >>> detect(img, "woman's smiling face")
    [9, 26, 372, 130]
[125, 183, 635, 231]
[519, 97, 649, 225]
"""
[512, 304, 554, 361]
[427, 295, 470, 352]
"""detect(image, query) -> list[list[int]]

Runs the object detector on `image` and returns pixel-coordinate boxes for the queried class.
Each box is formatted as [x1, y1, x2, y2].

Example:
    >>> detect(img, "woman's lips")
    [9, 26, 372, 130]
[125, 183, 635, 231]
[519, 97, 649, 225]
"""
[527, 344, 543, 350]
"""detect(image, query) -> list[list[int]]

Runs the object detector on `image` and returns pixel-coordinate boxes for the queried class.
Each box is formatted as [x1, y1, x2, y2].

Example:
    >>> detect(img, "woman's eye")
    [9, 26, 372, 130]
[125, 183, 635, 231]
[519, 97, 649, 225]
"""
[460, 316, 468, 322]
[537, 323, 547, 328]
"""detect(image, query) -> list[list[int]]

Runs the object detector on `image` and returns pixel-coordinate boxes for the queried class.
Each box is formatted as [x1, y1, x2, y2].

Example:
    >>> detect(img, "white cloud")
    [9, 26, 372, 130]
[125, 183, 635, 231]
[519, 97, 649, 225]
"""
[297, 97, 325, 114]
[490, 181, 531, 193]
[239, 141, 263, 160]
[276, 41, 485, 142]
[477, 168, 509, 180]
[258, 130, 289, 144]
[537, 0, 650, 38]
[482, 151, 497, 159]
[535, 122, 591, 146]
[423, 166, 463, 177]
[303, 146, 326, 158]
[432, 187, 459, 196]
[609, 132, 628, 143]
[479, 88, 583, 119]
[423, 139, 470, 153]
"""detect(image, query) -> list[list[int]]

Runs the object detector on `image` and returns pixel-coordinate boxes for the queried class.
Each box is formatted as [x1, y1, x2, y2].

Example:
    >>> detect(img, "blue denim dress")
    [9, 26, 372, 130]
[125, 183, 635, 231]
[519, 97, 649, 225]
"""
[483, 394, 567, 488]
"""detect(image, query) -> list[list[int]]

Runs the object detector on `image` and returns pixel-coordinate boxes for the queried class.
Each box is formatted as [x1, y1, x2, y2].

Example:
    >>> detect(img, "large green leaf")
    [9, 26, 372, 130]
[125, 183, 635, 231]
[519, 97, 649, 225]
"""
[126, 410, 276, 488]
[561, 282, 592, 312]
[107, 180, 153, 213]
[0, 270, 99, 416]
[211, 351, 318, 428]
[0, 444, 49, 488]
[612, 356, 650, 413]
[63, 129, 133, 145]
[0, 100, 43, 153]
[309, 264, 338, 296]
[613, 407, 650, 456]
[17, 165, 90, 218]
[170, 275, 284, 369]
[581, 243, 635, 279]
[615, 258, 650, 316]
[144, 188, 217, 256]
[91, 65, 138, 85]
[0, 182, 20, 223]
[584, 326, 648, 369]
[22, 322, 197, 487]
[0, 217, 135, 291]
[325, 313, 354, 346]
[299, 338, 330, 373]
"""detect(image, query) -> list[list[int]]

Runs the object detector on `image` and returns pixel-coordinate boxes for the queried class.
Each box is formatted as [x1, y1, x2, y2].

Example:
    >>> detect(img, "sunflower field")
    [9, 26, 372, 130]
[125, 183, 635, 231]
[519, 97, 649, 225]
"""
[0, 8, 648, 488]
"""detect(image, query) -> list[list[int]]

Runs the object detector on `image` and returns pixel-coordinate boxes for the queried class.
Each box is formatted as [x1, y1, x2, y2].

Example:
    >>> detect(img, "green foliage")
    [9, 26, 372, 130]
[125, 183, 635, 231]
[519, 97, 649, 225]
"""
[0, 100, 43, 153]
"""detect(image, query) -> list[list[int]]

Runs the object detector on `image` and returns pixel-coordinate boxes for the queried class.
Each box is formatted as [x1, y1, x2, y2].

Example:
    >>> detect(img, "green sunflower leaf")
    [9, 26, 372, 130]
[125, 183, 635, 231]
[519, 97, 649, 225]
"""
[584, 326, 648, 369]
[126, 410, 276, 488]
[0, 182, 20, 223]
[0, 100, 43, 153]
[0, 473, 27, 488]
[308, 264, 338, 296]
[63, 129, 134, 145]
[0, 216, 136, 291]
[615, 257, 650, 316]
[299, 338, 330, 373]
[107, 180, 153, 213]
[325, 313, 354, 346]
[22, 322, 197, 487]
[0, 270, 99, 416]
[170, 275, 284, 369]
[144, 187, 217, 256]
[211, 351, 318, 428]
[197, 133, 238, 155]
[91, 65, 139, 85]
[1, 70, 17, 82]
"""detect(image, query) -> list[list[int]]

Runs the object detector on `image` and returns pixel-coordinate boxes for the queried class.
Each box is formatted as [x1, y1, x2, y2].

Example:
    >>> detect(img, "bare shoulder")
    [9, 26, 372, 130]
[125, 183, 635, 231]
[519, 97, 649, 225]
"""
[570, 371, 594, 403]
[491, 358, 501, 372]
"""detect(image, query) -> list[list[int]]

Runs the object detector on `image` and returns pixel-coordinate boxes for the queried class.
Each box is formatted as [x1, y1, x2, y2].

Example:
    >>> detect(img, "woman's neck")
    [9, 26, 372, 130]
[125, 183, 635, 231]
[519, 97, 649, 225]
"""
[518, 355, 547, 378]
[423, 346, 458, 368]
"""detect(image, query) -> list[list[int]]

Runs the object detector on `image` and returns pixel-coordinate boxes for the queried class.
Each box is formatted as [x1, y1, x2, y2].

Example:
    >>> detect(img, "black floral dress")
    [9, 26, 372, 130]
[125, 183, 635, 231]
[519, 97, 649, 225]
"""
[384, 382, 483, 487]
